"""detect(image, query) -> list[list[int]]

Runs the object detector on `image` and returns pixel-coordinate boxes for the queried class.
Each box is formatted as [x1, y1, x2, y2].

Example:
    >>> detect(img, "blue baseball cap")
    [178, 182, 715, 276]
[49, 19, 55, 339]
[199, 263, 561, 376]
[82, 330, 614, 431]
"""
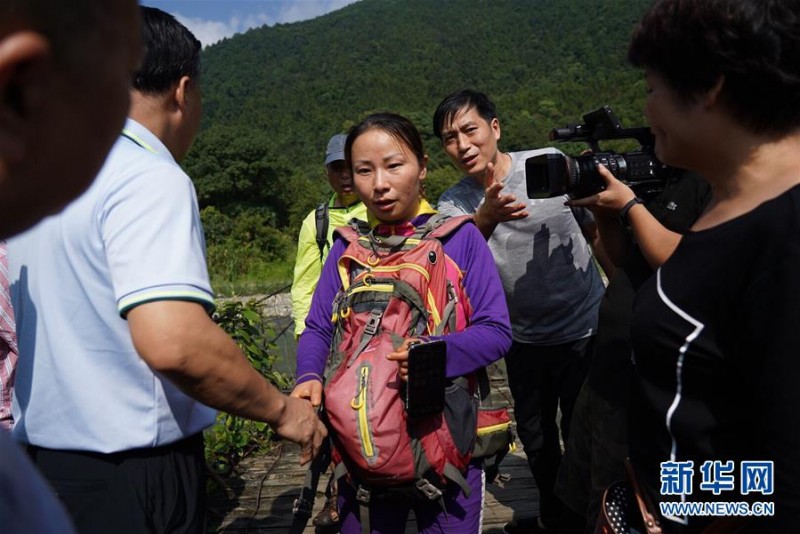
[324, 134, 347, 165]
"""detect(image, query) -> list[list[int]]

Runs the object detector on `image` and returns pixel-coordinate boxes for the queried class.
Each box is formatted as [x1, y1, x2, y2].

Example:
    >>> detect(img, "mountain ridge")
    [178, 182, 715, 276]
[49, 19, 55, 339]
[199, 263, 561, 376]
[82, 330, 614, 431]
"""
[184, 0, 655, 287]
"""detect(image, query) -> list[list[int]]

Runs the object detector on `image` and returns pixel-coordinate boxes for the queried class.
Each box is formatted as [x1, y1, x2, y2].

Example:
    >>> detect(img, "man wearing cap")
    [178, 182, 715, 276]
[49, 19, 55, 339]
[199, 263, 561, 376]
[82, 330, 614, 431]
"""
[290, 133, 367, 528]
[291, 133, 368, 339]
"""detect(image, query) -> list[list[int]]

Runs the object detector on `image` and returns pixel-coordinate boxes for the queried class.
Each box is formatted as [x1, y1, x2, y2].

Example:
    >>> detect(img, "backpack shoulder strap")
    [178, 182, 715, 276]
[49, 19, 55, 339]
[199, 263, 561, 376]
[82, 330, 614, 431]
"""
[337, 214, 474, 252]
[424, 214, 475, 240]
[334, 217, 371, 244]
[290, 432, 332, 533]
[314, 202, 330, 262]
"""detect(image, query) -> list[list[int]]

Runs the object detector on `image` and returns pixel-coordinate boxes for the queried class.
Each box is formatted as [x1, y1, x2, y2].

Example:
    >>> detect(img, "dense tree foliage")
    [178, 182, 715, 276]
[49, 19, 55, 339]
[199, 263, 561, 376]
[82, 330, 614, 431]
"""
[183, 0, 654, 292]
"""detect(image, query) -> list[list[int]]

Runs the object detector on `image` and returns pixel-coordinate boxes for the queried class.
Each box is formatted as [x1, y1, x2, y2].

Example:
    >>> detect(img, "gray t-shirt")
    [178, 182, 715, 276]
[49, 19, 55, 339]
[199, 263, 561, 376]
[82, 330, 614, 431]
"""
[438, 149, 604, 344]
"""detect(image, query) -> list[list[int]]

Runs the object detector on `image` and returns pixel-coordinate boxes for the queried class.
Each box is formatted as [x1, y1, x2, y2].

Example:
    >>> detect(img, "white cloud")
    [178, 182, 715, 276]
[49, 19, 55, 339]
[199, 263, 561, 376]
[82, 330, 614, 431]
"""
[175, 13, 243, 47]
[276, 0, 358, 24]
[173, 1, 359, 48]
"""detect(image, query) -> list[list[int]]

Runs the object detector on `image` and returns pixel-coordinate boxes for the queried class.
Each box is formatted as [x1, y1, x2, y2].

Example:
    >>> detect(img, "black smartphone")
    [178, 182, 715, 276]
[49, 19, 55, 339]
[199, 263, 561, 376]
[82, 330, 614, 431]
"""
[405, 340, 447, 418]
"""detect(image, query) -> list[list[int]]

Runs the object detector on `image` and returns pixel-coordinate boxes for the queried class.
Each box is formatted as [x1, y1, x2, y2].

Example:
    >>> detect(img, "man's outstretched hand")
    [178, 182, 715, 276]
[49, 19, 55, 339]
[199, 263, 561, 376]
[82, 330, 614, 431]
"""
[274, 392, 327, 465]
[478, 162, 528, 223]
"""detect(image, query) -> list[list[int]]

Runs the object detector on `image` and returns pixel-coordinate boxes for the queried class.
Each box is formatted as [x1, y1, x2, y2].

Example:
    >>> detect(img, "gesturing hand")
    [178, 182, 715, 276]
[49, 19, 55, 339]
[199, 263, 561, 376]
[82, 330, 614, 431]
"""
[477, 161, 528, 224]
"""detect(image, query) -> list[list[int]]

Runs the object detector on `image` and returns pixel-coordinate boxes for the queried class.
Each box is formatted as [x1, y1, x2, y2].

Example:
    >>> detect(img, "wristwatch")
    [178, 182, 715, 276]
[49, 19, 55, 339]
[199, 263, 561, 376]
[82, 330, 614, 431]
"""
[619, 197, 643, 226]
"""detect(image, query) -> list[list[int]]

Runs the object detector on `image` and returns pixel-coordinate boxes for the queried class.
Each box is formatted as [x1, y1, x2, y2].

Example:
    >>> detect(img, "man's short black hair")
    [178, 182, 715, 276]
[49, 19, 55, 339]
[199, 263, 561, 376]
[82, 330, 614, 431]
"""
[629, 0, 800, 136]
[432, 89, 498, 140]
[134, 6, 201, 94]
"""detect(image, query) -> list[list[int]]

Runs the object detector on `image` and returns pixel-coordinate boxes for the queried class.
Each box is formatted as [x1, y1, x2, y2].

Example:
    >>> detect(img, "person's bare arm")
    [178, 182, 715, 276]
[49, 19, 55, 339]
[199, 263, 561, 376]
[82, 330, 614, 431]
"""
[569, 164, 683, 269]
[127, 300, 326, 463]
[625, 203, 683, 268]
[591, 208, 633, 269]
[579, 217, 616, 280]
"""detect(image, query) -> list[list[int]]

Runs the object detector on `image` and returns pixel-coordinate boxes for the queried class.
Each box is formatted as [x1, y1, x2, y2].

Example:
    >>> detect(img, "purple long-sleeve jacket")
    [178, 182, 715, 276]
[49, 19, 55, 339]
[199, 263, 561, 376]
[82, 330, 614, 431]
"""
[295, 215, 512, 383]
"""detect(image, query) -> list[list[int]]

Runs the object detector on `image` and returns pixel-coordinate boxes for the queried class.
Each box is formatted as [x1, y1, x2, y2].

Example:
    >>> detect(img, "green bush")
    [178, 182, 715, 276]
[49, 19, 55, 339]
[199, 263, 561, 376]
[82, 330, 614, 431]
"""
[202, 206, 296, 295]
[204, 299, 291, 476]
[207, 252, 294, 297]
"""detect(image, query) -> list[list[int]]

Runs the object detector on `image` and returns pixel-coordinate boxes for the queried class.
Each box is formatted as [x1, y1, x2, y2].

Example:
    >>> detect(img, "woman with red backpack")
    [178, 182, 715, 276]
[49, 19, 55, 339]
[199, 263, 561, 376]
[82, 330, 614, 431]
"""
[291, 113, 512, 533]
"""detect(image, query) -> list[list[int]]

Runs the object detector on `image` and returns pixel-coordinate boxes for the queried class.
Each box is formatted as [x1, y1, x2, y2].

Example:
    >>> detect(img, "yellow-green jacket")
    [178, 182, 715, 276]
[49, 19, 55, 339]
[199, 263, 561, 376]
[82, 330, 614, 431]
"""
[291, 196, 368, 338]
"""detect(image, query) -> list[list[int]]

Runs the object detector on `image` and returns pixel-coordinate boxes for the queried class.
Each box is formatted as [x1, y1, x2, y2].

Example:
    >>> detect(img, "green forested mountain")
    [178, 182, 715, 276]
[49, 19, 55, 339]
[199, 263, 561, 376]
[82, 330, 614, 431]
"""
[186, 0, 654, 292]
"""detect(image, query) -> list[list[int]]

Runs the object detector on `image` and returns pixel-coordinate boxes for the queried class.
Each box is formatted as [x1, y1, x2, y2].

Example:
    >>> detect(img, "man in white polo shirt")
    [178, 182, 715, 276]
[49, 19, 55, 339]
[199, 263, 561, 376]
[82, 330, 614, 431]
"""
[7, 8, 325, 533]
[1, 2, 142, 533]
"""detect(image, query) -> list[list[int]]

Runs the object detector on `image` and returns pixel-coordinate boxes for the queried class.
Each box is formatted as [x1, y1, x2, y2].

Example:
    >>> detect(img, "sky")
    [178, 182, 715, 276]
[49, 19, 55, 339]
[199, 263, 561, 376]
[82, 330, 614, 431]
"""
[140, 0, 360, 47]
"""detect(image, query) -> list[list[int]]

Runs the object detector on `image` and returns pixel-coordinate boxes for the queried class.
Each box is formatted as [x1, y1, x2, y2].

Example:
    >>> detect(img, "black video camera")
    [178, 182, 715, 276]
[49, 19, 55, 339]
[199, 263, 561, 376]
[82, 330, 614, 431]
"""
[526, 106, 668, 199]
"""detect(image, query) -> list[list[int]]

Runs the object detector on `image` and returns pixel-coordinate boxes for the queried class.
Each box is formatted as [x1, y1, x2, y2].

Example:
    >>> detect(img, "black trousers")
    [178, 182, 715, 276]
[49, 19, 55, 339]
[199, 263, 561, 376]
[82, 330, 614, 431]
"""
[505, 337, 593, 529]
[27, 433, 206, 534]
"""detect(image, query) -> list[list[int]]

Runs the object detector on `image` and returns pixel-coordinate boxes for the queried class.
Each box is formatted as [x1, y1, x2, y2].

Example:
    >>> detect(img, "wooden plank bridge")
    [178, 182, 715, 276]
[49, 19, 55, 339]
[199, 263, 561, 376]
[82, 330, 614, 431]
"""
[208, 362, 541, 533]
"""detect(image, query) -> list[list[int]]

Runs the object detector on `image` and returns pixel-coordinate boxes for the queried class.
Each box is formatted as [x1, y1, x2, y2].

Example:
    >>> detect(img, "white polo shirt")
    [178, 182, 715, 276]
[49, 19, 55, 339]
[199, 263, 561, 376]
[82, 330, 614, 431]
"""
[8, 119, 217, 452]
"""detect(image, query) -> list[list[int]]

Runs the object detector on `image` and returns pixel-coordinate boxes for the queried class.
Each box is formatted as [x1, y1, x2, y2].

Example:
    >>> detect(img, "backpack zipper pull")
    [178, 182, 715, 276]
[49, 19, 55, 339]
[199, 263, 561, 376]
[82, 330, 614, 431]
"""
[351, 367, 369, 409]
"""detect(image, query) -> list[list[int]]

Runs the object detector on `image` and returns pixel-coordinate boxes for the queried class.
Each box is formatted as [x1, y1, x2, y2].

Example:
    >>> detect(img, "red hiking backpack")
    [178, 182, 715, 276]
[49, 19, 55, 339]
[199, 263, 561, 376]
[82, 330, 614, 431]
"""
[323, 214, 478, 506]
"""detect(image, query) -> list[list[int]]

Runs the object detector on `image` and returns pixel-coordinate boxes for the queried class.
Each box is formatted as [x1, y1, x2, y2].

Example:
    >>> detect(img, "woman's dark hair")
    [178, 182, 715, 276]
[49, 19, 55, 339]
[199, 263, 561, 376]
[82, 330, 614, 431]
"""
[432, 89, 498, 141]
[345, 113, 427, 170]
[134, 6, 201, 94]
[628, 0, 800, 136]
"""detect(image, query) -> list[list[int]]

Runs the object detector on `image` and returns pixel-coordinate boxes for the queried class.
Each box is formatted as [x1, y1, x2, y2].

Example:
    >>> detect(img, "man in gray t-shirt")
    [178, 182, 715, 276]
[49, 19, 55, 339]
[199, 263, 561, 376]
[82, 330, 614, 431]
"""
[433, 90, 608, 534]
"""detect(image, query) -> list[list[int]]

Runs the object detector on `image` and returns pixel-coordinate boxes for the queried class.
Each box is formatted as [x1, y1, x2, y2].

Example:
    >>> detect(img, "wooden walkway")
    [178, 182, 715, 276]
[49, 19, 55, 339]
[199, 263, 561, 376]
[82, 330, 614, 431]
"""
[208, 362, 540, 533]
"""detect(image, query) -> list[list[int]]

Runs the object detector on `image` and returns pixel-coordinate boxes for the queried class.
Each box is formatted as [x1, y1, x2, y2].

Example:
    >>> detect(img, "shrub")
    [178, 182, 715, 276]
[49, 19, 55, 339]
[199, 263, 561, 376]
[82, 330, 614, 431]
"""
[202, 206, 296, 295]
[204, 298, 291, 476]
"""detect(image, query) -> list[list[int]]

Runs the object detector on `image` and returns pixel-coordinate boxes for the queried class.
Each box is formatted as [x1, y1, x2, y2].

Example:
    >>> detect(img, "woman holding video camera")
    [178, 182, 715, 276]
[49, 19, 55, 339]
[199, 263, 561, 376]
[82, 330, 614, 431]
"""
[576, 0, 800, 531]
